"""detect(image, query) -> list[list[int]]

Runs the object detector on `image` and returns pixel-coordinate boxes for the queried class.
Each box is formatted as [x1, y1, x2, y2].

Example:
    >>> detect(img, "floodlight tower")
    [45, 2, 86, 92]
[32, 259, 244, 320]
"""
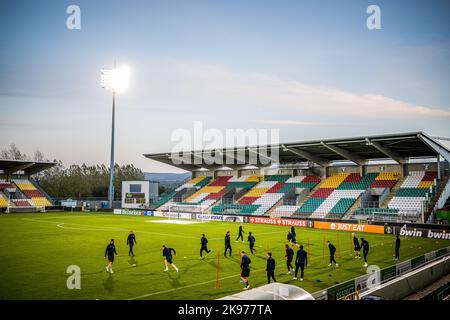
[100, 65, 130, 208]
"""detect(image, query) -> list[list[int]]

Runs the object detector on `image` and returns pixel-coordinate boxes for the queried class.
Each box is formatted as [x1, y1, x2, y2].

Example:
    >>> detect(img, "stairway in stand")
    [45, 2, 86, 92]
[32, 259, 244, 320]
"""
[380, 176, 406, 208]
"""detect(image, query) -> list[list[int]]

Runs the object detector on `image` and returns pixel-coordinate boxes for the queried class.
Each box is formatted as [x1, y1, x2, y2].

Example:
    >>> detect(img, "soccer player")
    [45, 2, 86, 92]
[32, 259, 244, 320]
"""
[247, 232, 256, 254]
[361, 237, 370, 267]
[224, 231, 232, 257]
[236, 224, 245, 243]
[287, 231, 296, 245]
[162, 245, 179, 272]
[352, 233, 360, 258]
[127, 231, 136, 257]
[291, 225, 296, 238]
[294, 245, 307, 281]
[394, 234, 401, 260]
[328, 241, 338, 267]
[285, 244, 295, 274]
[266, 252, 276, 284]
[240, 251, 251, 290]
[199, 234, 211, 259]
[104, 239, 118, 274]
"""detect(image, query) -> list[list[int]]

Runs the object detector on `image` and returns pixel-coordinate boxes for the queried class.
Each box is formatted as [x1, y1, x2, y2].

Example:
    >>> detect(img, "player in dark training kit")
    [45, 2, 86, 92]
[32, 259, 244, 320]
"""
[291, 225, 296, 238]
[104, 239, 118, 274]
[224, 231, 232, 257]
[285, 244, 294, 274]
[236, 224, 245, 242]
[162, 245, 179, 272]
[199, 234, 211, 259]
[127, 231, 136, 257]
[328, 241, 339, 267]
[361, 238, 370, 267]
[294, 245, 307, 281]
[395, 234, 401, 260]
[352, 233, 360, 258]
[266, 252, 276, 284]
[240, 251, 251, 290]
[247, 232, 256, 254]
[287, 231, 296, 245]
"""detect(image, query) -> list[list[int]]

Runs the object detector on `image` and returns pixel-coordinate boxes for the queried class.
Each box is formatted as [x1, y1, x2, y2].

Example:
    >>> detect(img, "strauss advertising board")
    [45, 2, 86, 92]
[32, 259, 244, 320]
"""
[248, 216, 312, 228]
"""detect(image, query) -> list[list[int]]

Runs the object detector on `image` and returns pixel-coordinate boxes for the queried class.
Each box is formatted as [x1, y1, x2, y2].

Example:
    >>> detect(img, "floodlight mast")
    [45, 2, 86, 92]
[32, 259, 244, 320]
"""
[100, 65, 129, 209]
[108, 89, 115, 209]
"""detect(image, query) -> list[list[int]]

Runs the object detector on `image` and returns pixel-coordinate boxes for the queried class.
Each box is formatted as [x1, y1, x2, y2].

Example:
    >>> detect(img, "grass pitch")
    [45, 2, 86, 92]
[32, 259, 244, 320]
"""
[0, 212, 448, 300]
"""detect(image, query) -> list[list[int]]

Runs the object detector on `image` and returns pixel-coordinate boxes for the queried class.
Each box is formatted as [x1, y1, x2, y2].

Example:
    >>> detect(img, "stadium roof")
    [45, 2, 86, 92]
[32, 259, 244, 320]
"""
[144, 132, 450, 171]
[0, 159, 56, 175]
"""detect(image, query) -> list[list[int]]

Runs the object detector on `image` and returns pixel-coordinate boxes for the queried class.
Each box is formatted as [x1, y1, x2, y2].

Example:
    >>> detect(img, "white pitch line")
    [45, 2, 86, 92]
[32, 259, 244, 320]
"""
[125, 240, 388, 300]
[25, 217, 290, 242]
[23, 215, 399, 300]
[209, 230, 286, 241]
[125, 272, 240, 300]
[24, 218, 199, 240]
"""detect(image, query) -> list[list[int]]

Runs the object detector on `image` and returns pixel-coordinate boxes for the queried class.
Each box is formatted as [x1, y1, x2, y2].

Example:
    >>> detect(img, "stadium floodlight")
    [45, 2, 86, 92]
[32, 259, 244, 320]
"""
[101, 65, 131, 209]
[100, 66, 130, 93]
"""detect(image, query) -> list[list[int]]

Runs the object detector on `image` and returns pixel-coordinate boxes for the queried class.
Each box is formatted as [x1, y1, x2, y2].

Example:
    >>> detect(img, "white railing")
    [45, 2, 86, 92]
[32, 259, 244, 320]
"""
[429, 178, 450, 223]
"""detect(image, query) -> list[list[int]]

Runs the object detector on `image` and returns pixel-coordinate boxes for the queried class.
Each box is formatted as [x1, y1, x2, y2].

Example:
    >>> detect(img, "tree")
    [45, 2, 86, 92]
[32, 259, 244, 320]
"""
[0, 143, 29, 160]
[33, 149, 47, 162]
[1, 143, 146, 199]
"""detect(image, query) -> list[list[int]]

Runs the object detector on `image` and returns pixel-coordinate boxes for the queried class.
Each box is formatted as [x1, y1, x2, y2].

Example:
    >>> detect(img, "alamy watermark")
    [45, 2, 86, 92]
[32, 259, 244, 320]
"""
[66, 4, 81, 30]
[170, 121, 280, 167]
[66, 265, 81, 290]
[367, 5, 381, 30]
[365, 264, 381, 289]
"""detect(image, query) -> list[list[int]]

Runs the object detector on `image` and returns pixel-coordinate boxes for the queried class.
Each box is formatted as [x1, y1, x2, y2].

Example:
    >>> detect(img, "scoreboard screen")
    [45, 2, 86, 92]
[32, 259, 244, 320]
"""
[125, 192, 145, 204]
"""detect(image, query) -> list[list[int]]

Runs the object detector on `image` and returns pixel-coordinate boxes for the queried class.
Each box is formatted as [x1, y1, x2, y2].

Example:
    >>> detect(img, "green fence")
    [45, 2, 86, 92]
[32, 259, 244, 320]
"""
[314, 245, 450, 300]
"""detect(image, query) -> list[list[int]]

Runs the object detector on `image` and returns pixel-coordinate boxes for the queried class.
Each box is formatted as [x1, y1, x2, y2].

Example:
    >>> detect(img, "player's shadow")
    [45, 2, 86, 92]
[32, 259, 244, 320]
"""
[166, 271, 182, 288]
[223, 256, 241, 265]
[206, 260, 219, 269]
[181, 261, 203, 274]
[102, 273, 116, 293]
[251, 254, 267, 261]
[128, 257, 137, 266]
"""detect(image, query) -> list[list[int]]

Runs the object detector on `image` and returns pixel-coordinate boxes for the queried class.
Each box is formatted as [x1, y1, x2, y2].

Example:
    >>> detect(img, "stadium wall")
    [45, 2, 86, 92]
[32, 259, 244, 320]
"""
[360, 255, 450, 300]
[239, 169, 263, 176]
[193, 171, 214, 178]
[215, 170, 239, 177]
[314, 246, 450, 300]
[192, 161, 439, 181]
[110, 209, 450, 237]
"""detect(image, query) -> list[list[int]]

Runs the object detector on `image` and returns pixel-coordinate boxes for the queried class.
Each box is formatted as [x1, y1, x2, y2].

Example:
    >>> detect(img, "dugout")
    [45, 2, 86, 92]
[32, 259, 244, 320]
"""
[218, 283, 314, 300]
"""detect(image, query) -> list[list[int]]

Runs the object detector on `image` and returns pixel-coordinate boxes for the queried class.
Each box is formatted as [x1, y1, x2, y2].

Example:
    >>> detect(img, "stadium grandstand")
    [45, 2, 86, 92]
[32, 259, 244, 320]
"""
[145, 132, 450, 224]
[0, 159, 55, 212]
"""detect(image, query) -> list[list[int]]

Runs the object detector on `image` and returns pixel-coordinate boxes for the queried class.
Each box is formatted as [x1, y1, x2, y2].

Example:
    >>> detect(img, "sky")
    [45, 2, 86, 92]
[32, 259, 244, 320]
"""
[0, 0, 449, 173]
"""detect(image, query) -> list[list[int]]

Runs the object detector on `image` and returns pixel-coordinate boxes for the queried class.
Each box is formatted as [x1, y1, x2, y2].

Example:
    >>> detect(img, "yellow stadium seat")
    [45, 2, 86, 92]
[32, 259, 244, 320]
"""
[245, 188, 270, 197]
[31, 198, 51, 206]
[187, 176, 205, 184]
[245, 175, 261, 182]
[201, 186, 225, 193]
[184, 186, 224, 202]
[418, 181, 433, 188]
[0, 195, 8, 208]
[16, 183, 36, 190]
[320, 173, 349, 188]
[375, 172, 399, 181]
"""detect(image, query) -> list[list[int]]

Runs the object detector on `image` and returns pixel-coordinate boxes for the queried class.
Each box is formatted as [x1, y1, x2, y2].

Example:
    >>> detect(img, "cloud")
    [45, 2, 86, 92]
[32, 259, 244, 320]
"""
[253, 119, 373, 128]
[137, 60, 450, 119]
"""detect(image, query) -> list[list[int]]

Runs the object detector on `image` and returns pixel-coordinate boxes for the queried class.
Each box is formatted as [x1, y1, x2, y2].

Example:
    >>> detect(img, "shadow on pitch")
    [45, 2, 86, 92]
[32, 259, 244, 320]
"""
[128, 257, 137, 266]
[102, 273, 117, 293]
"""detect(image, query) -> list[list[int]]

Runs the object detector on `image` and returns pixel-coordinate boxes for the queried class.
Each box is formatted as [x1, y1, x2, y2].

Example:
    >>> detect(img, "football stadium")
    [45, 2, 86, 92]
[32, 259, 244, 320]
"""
[1, 0, 450, 311]
[0, 132, 450, 300]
